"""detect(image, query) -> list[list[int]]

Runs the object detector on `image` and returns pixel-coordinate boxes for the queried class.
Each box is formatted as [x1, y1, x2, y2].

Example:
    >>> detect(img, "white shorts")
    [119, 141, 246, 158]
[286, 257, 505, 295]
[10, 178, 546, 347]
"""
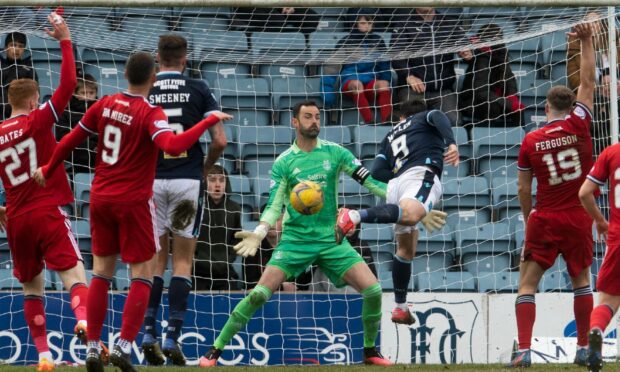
[153, 178, 204, 239]
[387, 166, 443, 235]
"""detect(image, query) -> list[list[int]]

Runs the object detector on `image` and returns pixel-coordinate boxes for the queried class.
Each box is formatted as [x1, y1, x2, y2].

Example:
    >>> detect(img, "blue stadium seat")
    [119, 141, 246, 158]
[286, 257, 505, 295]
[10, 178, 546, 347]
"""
[258, 64, 306, 79]
[457, 222, 514, 276]
[34, 61, 61, 99]
[200, 62, 252, 85]
[414, 225, 455, 276]
[353, 126, 391, 160]
[82, 50, 129, 97]
[0, 268, 20, 289]
[417, 271, 476, 292]
[225, 109, 271, 127]
[238, 126, 292, 160]
[252, 177, 272, 212]
[173, 7, 231, 17]
[338, 177, 375, 210]
[340, 108, 369, 126]
[251, 32, 306, 56]
[549, 61, 568, 86]
[593, 225, 606, 257]
[278, 110, 328, 127]
[522, 107, 547, 132]
[73, 173, 94, 206]
[201, 124, 237, 162]
[479, 159, 518, 181]
[114, 267, 131, 291]
[360, 223, 393, 245]
[71, 219, 92, 252]
[478, 271, 519, 293]
[472, 127, 524, 166]
[316, 16, 346, 32]
[445, 209, 491, 229]
[179, 16, 229, 33]
[539, 259, 571, 292]
[197, 31, 249, 58]
[491, 176, 519, 210]
[541, 29, 568, 65]
[521, 79, 553, 108]
[591, 256, 604, 291]
[441, 176, 491, 210]
[212, 77, 271, 109]
[243, 158, 275, 180]
[272, 77, 322, 110]
[26, 35, 62, 61]
[507, 37, 542, 66]
[510, 62, 543, 107]
[378, 271, 395, 291]
[318, 126, 353, 152]
[46, 270, 61, 290]
[122, 17, 170, 52]
[227, 175, 253, 211]
[309, 32, 349, 57]
[468, 18, 519, 37]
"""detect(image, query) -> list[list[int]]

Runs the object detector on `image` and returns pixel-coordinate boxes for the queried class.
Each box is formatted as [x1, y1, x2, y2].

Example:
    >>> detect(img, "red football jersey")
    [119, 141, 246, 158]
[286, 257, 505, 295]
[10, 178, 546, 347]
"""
[517, 102, 593, 211]
[588, 143, 620, 245]
[79, 92, 172, 202]
[0, 103, 73, 218]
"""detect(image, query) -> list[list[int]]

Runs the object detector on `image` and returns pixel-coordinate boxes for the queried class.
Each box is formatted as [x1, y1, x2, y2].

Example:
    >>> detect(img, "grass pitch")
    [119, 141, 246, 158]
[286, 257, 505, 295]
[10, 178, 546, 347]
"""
[5, 365, 620, 372]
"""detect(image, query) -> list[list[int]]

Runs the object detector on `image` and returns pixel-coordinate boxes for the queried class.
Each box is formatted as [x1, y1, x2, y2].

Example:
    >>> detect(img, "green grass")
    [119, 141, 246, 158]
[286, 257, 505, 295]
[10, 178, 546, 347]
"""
[5, 365, 620, 372]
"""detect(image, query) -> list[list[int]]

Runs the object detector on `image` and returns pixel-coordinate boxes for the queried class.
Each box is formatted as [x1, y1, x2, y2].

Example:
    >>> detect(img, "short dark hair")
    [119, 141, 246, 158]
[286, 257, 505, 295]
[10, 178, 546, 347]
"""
[157, 34, 187, 67]
[125, 52, 155, 85]
[5, 32, 26, 47]
[477, 23, 503, 41]
[207, 164, 226, 176]
[399, 98, 427, 118]
[76, 73, 98, 93]
[547, 85, 575, 113]
[292, 101, 319, 119]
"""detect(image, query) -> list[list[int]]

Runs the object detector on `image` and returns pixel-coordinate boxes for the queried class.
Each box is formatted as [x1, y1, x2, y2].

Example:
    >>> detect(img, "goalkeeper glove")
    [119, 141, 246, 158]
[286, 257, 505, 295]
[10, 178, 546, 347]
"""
[233, 224, 268, 257]
[421, 210, 447, 233]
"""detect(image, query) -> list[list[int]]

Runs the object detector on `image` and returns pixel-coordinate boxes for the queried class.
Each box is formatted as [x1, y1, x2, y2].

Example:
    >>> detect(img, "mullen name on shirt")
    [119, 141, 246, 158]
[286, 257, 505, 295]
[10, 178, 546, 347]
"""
[535, 134, 578, 151]
[103, 107, 133, 125]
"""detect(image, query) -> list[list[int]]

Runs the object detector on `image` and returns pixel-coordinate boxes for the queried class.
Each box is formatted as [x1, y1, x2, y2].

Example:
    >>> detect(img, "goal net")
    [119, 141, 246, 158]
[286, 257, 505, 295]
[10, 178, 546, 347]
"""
[0, 4, 616, 366]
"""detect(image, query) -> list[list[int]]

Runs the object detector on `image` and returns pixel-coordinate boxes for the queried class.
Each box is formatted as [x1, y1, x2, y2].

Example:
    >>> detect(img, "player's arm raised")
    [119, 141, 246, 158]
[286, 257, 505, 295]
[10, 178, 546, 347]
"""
[153, 111, 231, 157]
[579, 179, 608, 242]
[339, 147, 387, 199]
[571, 22, 595, 112]
[203, 120, 227, 175]
[427, 110, 459, 166]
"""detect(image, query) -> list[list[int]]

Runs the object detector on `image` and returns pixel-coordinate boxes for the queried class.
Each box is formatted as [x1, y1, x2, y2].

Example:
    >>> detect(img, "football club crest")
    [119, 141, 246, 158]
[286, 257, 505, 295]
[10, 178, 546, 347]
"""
[323, 160, 331, 170]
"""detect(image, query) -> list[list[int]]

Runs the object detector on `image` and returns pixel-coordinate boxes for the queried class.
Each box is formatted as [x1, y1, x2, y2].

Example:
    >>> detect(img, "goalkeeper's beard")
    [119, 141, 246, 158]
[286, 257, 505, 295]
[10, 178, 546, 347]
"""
[300, 126, 320, 139]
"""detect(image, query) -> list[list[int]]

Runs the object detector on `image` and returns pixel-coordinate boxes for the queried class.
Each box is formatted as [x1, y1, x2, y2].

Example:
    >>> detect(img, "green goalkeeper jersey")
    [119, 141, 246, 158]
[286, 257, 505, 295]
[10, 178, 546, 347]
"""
[260, 138, 387, 244]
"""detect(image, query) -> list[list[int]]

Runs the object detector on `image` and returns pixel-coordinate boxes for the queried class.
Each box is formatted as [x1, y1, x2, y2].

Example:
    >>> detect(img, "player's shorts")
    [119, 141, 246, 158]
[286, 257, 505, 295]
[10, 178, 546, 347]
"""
[523, 207, 593, 278]
[267, 240, 365, 288]
[387, 166, 442, 235]
[596, 243, 620, 295]
[153, 178, 203, 239]
[90, 197, 161, 263]
[8, 206, 81, 283]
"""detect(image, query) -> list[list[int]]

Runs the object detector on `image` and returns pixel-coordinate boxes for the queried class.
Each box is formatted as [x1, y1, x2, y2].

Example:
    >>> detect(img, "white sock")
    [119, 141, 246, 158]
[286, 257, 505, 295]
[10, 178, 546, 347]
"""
[117, 338, 132, 354]
[348, 210, 361, 224]
[87, 340, 100, 352]
[39, 351, 53, 362]
[396, 303, 408, 310]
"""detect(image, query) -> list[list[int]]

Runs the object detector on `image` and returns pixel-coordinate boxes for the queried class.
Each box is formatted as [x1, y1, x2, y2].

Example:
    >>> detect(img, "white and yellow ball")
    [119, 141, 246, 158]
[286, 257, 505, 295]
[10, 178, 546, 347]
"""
[290, 180, 324, 215]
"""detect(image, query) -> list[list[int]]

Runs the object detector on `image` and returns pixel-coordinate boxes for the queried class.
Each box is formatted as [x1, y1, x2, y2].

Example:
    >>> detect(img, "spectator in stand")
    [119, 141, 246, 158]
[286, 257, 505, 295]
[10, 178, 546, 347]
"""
[0, 32, 38, 119]
[229, 7, 319, 43]
[391, 7, 471, 125]
[194, 164, 242, 290]
[56, 73, 98, 175]
[460, 23, 524, 127]
[567, 10, 620, 154]
[338, 11, 393, 125]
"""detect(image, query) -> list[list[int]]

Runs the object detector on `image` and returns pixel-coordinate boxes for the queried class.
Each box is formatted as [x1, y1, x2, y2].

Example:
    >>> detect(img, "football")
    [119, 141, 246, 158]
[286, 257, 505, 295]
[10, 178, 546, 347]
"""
[290, 180, 324, 215]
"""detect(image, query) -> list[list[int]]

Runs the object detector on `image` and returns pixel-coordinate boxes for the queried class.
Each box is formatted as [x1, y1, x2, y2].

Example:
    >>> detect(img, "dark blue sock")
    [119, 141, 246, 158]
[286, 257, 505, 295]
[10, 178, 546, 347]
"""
[166, 276, 192, 342]
[392, 255, 412, 304]
[144, 275, 164, 338]
[359, 204, 401, 224]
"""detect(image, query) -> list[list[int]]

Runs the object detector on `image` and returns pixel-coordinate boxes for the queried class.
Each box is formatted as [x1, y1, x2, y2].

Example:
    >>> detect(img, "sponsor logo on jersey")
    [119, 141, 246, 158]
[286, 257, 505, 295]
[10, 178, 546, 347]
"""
[270, 179, 276, 189]
[154, 120, 170, 129]
[574, 106, 586, 119]
[352, 158, 362, 166]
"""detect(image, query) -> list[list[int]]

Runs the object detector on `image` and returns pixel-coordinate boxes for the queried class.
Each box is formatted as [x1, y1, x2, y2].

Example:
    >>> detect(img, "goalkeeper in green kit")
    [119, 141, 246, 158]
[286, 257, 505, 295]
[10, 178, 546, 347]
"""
[199, 101, 444, 367]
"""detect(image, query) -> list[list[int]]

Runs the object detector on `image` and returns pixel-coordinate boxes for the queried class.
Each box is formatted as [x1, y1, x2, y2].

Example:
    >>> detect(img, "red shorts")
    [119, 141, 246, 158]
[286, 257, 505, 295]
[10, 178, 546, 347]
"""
[90, 198, 160, 263]
[523, 208, 593, 277]
[8, 207, 81, 283]
[596, 243, 620, 295]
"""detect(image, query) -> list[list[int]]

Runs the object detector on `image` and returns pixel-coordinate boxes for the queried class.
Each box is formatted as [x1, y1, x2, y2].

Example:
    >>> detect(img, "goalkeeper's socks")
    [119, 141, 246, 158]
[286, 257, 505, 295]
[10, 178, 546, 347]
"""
[392, 255, 412, 304]
[87, 275, 112, 342]
[24, 295, 49, 353]
[361, 283, 382, 348]
[120, 278, 152, 343]
[359, 204, 401, 224]
[573, 286, 593, 347]
[69, 282, 88, 322]
[591, 304, 615, 332]
[166, 276, 192, 342]
[515, 294, 536, 350]
[144, 275, 164, 338]
[214, 285, 272, 350]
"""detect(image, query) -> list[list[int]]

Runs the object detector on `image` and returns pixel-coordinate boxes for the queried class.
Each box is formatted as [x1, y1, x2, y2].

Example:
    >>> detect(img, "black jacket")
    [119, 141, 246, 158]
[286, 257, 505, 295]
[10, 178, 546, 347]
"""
[56, 96, 98, 174]
[0, 54, 38, 119]
[391, 11, 466, 92]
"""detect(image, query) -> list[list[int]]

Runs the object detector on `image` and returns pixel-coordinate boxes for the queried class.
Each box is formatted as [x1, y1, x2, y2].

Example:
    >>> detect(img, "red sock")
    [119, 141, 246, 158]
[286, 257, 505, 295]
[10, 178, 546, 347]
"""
[70, 283, 88, 322]
[591, 304, 615, 332]
[345, 90, 373, 124]
[573, 286, 593, 347]
[120, 279, 152, 342]
[515, 295, 536, 350]
[24, 295, 49, 353]
[377, 89, 392, 122]
[87, 276, 111, 341]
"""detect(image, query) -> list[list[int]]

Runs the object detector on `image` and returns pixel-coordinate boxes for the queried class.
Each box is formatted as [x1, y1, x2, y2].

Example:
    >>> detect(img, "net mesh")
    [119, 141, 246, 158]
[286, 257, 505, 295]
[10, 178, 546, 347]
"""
[0, 5, 616, 365]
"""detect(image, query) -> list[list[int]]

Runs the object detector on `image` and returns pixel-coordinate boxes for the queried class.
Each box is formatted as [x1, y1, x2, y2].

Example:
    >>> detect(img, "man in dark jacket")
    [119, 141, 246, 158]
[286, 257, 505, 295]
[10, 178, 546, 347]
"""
[391, 8, 471, 125]
[195, 165, 242, 290]
[0, 32, 38, 119]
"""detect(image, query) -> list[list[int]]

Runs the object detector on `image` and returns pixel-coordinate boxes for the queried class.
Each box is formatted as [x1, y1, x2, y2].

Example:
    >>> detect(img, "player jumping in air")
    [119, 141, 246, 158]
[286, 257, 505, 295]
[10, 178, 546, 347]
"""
[34, 52, 232, 372]
[579, 140, 620, 371]
[508, 22, 595, 368]
[198, 101, 392, 367]
[335, 98, 457, 325]
[0, 12, 108, 371]
[141, 34, 227, 366]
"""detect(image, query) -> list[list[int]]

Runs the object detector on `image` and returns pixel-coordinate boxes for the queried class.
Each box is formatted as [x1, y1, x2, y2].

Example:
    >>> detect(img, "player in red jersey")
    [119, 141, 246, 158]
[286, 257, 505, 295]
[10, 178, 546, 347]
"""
[0, 12, 104, 371]
[508, 23, 595, 368]
[34, 52, 232, 372]
[579, 144, 620, 372]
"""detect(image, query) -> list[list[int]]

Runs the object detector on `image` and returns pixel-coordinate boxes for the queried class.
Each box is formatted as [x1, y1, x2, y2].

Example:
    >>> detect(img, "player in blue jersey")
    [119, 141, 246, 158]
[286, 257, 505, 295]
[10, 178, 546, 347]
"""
[141, 34, 227, 366]
[336, 98, 457, 324]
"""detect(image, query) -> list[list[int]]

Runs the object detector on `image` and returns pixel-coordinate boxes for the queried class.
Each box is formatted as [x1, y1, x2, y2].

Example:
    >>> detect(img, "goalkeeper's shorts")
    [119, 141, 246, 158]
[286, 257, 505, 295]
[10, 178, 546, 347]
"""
[267, 240, 365, 288]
